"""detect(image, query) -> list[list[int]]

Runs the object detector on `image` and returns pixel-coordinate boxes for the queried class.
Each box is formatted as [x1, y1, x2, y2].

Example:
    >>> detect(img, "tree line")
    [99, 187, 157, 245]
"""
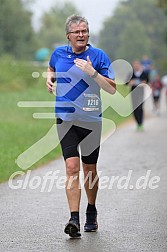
[0, 0, 166, 71]
[98, 0, 167, 73]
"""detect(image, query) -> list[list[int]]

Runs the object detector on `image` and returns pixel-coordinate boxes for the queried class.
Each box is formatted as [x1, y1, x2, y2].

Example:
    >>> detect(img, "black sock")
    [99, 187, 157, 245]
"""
[86, 203, 96, 212]
[71, 211, 79, 223]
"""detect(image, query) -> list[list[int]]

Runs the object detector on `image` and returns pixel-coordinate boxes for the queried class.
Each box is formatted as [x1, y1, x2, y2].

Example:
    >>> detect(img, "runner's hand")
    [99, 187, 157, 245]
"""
[46, 78, 56, 93]
[74, 56, 95, 76]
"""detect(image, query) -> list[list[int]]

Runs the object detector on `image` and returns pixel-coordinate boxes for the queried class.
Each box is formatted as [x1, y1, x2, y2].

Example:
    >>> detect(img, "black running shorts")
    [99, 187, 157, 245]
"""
[56, 118, 102, 164]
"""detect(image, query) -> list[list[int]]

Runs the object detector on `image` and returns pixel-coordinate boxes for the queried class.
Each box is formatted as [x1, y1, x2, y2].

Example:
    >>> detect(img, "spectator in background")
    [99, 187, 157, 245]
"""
[149, 64, 158, 83]
[141, 55, 152, 75]
[161, 74, 167, 109]
[150, 75, 163, 115]
[128, 60, 149, 131]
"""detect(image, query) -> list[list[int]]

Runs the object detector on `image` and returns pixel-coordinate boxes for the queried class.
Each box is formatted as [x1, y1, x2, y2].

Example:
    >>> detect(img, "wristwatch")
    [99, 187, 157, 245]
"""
[91, 70, 98, 78]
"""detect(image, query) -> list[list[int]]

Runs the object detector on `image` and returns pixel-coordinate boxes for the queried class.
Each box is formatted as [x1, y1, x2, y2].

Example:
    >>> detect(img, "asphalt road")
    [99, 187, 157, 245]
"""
[0, 96, 167, 252]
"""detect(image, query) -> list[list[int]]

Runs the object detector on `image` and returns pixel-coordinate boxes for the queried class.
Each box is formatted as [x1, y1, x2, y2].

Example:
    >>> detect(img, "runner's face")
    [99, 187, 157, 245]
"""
[133, 61, 142, 71]
[67, 22, 89, 52]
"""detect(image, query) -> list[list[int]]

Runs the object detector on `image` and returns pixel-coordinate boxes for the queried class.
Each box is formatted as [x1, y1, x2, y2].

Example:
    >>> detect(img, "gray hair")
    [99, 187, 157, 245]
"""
[65, 14, 89, 34]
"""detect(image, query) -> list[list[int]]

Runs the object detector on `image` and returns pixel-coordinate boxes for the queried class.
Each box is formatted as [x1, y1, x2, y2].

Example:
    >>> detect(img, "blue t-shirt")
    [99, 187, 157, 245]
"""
[49, 44, 114, 122]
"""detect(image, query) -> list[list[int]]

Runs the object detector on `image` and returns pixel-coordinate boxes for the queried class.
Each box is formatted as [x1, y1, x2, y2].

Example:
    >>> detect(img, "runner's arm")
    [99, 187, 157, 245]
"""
[46, 66, 56, 93]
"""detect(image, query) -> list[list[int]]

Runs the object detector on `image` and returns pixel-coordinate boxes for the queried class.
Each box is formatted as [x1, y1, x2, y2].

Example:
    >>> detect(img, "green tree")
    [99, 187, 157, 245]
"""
[37, 2, 80, 49]
[117, 21, 151, 62]
[158, 0, 167, 11]
[98, 0, 167, 67]
[0, 0, 36, 59]
[157, 0, 167, 71]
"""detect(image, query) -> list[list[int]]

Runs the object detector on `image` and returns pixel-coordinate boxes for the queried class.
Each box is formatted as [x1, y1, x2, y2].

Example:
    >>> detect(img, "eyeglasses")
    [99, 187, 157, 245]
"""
[68, 29, 88, 36]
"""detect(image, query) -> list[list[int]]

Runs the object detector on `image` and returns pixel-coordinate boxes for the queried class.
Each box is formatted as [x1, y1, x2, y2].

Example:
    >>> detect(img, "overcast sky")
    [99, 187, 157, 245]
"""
[30, 0, 121, 33]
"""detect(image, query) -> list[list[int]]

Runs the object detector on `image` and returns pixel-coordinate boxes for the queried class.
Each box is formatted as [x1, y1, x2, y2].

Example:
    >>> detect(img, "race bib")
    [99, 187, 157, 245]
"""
[83, 93, 100, 111]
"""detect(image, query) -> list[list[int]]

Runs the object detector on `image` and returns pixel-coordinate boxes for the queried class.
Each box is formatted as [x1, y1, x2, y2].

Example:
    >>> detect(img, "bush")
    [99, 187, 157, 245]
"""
[0, 55, 46, 91]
